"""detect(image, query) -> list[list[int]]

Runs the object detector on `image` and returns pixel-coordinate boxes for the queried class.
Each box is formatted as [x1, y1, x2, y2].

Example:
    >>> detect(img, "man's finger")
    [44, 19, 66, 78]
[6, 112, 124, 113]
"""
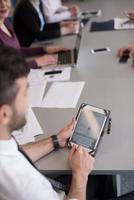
[68, 144, 77, 159]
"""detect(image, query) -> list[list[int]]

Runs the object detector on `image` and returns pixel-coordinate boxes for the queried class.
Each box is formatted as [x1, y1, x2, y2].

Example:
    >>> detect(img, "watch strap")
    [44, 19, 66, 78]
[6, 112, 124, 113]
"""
[51, 135, 60, 151]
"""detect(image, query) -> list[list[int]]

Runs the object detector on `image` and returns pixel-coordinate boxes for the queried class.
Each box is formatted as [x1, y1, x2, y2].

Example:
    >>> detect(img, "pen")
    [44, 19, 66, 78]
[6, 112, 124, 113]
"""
[44, 70, 62, 75]
[121, 19, 134, 26]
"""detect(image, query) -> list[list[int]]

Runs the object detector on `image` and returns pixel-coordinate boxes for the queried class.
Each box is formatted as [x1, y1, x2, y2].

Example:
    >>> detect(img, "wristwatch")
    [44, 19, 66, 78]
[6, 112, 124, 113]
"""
[51, 135, 60, 151]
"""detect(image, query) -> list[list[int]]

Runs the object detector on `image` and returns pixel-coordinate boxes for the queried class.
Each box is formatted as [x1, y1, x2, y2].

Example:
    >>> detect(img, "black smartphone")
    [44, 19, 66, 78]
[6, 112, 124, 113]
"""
[44, 70, 62, 75]
[81, 10, 102, 17]
[119, 50, 130, 63]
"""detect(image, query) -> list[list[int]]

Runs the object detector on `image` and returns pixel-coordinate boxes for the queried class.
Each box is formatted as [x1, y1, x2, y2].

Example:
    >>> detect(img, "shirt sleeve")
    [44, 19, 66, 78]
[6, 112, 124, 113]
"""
[20, 47, 45, 69]
[57, 5, 69, 12]
[20, 47, 44, 57]
[43, 1, 71, 23]
[47, 10, 71, 23]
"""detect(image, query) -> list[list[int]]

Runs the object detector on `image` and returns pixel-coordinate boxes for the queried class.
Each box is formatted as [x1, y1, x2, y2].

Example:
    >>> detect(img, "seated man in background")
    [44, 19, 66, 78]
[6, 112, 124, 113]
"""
[42, 0, 80, 23]
[13, 0, 79, 47]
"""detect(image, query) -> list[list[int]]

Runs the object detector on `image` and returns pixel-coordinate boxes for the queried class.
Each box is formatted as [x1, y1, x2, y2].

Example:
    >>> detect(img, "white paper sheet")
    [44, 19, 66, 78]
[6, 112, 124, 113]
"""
[28, 69, 47, 107]
[114, 18, 134, 29]
[41, 81, 85, 108]
[43, 67, 71, 82]
[12, 107, 43, 144]
[29, 82, 47, 107]
[28, 69, 45, 85]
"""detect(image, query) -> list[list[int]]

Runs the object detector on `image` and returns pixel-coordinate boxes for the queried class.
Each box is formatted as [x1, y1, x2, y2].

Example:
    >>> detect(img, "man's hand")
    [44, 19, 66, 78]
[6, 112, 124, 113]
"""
[117, 43, 134, 57]
[66, 146, 95, 200]
[60, 20, 78, 27]
[124, 11, 134, 20]
[45, 45, 69, 54]
[60, 21, 80, 35]
[69, 145, 95, 180]
[57, 119, 76, 148]
[69, 4, 80, 17]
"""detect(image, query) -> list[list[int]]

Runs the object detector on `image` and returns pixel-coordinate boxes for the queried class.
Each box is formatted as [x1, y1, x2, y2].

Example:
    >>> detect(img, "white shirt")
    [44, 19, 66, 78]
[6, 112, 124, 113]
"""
[0, 138, 65, 200]
[42, 0, 71, 23]
[31, 0, 45, 31]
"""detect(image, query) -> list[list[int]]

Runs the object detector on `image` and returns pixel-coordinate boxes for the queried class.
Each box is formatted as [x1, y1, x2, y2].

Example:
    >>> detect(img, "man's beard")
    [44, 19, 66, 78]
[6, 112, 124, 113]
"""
[8, 105, 27, 132]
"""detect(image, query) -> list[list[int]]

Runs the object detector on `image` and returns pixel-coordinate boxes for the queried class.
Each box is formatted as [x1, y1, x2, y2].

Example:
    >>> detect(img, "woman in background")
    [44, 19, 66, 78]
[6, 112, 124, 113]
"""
[0, 0, 67, 69]
[13, 0, 79, 47]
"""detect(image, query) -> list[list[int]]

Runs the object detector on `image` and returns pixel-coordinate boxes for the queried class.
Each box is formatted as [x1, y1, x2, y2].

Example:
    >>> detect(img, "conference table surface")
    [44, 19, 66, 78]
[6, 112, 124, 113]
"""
[34, 0, 134, 174]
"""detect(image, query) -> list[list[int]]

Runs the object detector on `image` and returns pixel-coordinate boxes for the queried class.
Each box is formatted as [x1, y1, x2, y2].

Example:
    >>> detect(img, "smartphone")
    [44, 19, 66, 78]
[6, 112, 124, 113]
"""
[91, 47, 110, 54]
[44, 70, 62, 75]
[69, 104, 110, 155]
[81, 10, 102, 17]
[119, 50, 130, 63]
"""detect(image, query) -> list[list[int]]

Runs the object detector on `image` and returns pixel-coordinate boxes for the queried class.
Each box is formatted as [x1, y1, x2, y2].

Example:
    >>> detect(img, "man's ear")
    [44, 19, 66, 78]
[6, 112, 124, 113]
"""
[0, 105, 12, 125]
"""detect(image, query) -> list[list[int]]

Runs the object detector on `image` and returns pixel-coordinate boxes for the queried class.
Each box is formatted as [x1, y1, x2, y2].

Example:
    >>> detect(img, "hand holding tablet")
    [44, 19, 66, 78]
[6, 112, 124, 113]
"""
[68, 103, 110, 156]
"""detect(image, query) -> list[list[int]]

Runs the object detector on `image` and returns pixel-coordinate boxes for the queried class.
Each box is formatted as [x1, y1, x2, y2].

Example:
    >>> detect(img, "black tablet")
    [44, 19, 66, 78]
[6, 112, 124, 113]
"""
[69, 103, 110, 155]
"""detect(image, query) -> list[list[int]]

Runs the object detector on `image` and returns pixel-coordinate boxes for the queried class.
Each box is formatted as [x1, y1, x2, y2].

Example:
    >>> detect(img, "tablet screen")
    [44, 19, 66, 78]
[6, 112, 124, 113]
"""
[71, 106, 106, 150]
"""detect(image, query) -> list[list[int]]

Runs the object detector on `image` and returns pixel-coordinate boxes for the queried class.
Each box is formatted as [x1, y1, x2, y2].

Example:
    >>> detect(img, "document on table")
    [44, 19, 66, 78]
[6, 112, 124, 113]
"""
[114, 18, 134, 29]
[41, 81, 85, 108]
[28, 69, 45, 84]
[43, 67, 71, 82]
[28, 67, 71, 107]
[12, 107, 43, 144]
[29, 82, 47, 107]
[28, 69, 47, 107]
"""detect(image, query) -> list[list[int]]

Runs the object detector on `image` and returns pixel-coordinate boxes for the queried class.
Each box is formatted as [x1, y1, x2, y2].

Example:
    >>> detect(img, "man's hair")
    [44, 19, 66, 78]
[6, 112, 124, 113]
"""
[0, 45, 30, 106]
